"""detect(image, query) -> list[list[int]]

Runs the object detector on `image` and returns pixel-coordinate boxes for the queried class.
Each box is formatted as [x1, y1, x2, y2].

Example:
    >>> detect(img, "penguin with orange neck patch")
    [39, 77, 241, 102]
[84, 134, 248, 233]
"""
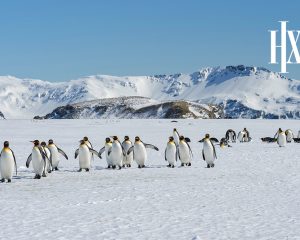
[199, 134, 218, 168]
[0, 141, 17, 183]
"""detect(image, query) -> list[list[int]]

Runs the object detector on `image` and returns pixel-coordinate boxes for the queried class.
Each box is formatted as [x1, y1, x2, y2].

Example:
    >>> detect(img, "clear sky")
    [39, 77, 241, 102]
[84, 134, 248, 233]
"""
[0, 0, 300, 81]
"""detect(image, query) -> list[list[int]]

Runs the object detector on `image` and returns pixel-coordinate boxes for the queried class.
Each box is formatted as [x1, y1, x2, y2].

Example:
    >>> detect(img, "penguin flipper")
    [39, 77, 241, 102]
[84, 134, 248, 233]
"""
[186, 142, 193, 158]
[198, 138, 205, 143]
[144, 144, 159, 151]
[177, 147, 181, 161]
[89, 148, 99, 158]
[75, 149, 79, 159]
[164, 148, 167, 161]
[212, 142, 217, 159]
[26, 154, 32, 168]
[98, 147, 105, 159]
[185, 137, 191, 143]
[202, 150, 205, 161]
[210, 138, 219, 143]
[11, 149, 17, 176]
[57, 147, 68, 160]
[127, 146, 134, 155]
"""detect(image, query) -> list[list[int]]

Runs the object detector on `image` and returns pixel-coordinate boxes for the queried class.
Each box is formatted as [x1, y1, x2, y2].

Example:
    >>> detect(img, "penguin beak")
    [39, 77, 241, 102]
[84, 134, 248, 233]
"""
[30, 141, 34, 143]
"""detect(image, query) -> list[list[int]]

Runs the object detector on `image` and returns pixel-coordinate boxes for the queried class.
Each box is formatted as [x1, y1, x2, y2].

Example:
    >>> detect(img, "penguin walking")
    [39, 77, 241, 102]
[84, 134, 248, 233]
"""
[199, 134, 218, 168]
[0, 141, 17, 183]
[127, 136, 159, 168]
[165, 136, 177, 168]
[177, 136, 193, 167]
[75, 140, 99, 172]
[47, 139, 68, 171]
[277, 129, 287, 147]
[26, 140, 48, 179]
[237, 128, 251, 142]
[41, 141, 52, 176]
[225, 129, 236, 142]
[285, 129, 294, 143]
[122, 136, 133, 167]
[99, 137, 113, 168]
[108, 136, 125, 170]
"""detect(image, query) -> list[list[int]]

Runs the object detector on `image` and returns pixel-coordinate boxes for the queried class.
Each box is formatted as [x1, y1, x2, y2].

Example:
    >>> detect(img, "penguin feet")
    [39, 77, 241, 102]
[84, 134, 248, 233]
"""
[85, 168, 89, 172]
[48, 170, 52, 173]
[55, 167, 59, 171]
[8, 179, 11, 183]
[138, 165, 142, 169]
[1, 178, 5, 183]
[142, 165, 145, 168]
[181, 163, 185, 167]
[122, 164, 125, 168]
[187, 163, 191, 166]
[42, 173, 47, 177]
[118, 166, 122, 170]
[211, 163, 215, 168]
[107, 165, 111, 169]
[34, 175, 41, 179]
[172, 165, 175, 168]
[168, 164, 171, 167]
[207, 164, 210, 168]
[112, 165, 116, 169]
[78, 168, 82, 172]
[128, 164, 131, 167]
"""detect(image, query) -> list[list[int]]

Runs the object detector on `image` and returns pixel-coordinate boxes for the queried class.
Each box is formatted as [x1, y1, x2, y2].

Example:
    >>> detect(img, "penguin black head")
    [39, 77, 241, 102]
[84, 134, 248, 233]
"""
[105, 137, 111, 143]
[48, 139, 54, 145]
[41, 142, 46, 147]
[169, 136, 174, 142]
[31, 140, 39, 146]
[243, 128, 247, 131]
[279, 128, 283, 132]
[112, 136, 118, 141]
[179, 136, 185, 141]
[79, 140, 85, 145]
[124, 136, 129, 141]
[205, 134, 210, 139]
[135, 136, 140, 142]
[83, 136, 89, 141]
[3, 141, 9, 148]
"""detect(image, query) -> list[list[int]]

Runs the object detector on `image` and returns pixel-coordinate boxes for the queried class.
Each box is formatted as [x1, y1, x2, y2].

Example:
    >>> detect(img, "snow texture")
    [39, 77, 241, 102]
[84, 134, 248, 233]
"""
[0, 119, 299, 240]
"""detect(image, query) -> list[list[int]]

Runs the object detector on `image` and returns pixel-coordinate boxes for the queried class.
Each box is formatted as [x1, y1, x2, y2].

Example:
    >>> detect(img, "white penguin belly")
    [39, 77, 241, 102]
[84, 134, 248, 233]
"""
[32, 148, 44, 175]
[134, 144, 147, 166]
[110, 144, 123, 166]
[277, 133, 286, 147]
[286, 132, 293, 142]
[105, 145, 112, 165]
[178, 143, 191, 164]
[237, 132, 244, 142]
[0, 151, 14, 179]
[166, 144, 176, 165]
[79, 146, 91, 169]
[173, 132, 179, 146]
[122, 142, 133, 165]
[203, 141, 215, 164]
[49, 146, 60, 168]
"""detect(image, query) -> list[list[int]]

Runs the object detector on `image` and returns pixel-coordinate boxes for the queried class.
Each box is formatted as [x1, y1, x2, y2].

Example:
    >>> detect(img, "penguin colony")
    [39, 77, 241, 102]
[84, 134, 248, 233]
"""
[0, 127, 299, 182]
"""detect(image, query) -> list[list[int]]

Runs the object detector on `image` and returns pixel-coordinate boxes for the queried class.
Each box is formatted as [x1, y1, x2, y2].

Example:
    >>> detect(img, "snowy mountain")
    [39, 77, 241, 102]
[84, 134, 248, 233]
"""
[33, 97, 222, 119]
[1, 65, 300, 119]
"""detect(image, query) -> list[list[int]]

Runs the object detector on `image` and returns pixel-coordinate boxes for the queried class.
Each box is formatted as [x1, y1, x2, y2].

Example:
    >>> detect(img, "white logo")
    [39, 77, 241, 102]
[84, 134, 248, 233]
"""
[269, 21, 300, 73]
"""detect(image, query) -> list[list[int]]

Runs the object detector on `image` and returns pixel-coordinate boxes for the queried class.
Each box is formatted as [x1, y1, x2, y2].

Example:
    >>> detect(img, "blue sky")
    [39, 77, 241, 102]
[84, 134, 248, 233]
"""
[0, 0, 300, 81]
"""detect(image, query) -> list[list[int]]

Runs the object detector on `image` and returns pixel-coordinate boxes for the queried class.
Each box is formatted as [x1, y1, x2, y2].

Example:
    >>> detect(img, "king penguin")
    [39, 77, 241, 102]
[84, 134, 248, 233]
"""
[199, 134, 218, 168]
[47, 139, 68, 171]
[41, 141, 52, 176]
[165, 136, 177, 168]
[122, 136, 133, 167]
[0, 141, 17, 183]
[127, 136, 159, 168]
[285, 129, 294, 143]
[26, 140, 48, 179]
[99, 137, 113, 168]
[75, 140, 99, 172]
[177, 136, 193, 167]
[107, 136, 125, 170]
[277, 128, 287, 147]
[225, 129, 236, 143]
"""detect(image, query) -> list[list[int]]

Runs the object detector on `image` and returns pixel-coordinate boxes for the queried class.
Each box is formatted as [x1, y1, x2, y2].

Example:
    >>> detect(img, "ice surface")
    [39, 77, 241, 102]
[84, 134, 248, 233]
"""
[0, 119, 299, 240]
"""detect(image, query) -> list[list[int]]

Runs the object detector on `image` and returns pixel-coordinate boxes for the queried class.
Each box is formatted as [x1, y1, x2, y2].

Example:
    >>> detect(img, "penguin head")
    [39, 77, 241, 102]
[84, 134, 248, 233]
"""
[3, 141, 9, 148]
[243, 128, 247, 131]
[279, 128, 283, 133]
[124, 136, 130, 141]
[83, 136, 89, 141]
[205, 134, 210, 139]
[112, 136, 118, 141]
[135, 136, 140, 142]
[79, 140, 85, 145]
[105, 137, 111, 143]
[41, 142, 46, 147]
[31, 140, 39, 146]
[48, 139, 54, 145]
[179, 136, 185, 141]
[169, 136, 174, 142]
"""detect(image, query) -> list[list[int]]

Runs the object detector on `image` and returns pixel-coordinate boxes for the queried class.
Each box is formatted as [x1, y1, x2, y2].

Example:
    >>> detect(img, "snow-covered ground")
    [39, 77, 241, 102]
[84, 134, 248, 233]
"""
[0, 119, 299, 240]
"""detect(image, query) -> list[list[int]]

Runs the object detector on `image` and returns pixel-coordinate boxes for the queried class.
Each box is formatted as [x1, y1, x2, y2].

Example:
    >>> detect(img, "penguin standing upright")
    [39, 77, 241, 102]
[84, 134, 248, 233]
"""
[177, 136, 193, 167]
[127, 136, 159, 168]
[225, 129, 236, 142]
[0, 141, 17, 183]
[99, 137, 113, 168]
[122, 136, 133, 167]
[277, 129, 287, 147]
[41, 141, 52, 176]
[237, 128, 251, 142]
[75, 140, 99, 172]
[83, 136, 94, 161]
[47, 139, 68, 171]
[26, 140, 48, 179]
[108, 136, 124, 170]
[285, 129, 294, 143]
[165, 136, 177, 168]
[199, 134, 218, 168]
